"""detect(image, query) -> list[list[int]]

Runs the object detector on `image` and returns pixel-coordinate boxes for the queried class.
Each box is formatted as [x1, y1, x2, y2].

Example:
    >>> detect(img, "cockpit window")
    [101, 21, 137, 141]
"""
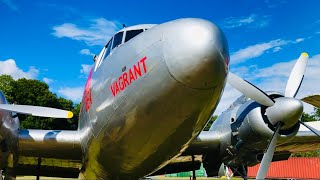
[112, 32, 124, 49]
[105, 38, 113, 58]
[125, 29, 143, 42]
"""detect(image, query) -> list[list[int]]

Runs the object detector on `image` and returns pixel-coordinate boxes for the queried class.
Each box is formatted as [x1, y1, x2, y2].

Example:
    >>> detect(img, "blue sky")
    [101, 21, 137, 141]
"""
[0, 0, 320, 114]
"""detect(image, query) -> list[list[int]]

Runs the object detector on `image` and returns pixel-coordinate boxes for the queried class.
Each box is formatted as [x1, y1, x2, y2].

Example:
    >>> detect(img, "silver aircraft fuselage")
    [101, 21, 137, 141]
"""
[77, 18, 229, 179]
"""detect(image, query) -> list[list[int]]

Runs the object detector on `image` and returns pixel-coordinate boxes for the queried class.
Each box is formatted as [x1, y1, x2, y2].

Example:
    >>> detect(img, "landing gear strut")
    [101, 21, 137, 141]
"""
[231, 164, 247, 180]
[192, 155, 196, 180]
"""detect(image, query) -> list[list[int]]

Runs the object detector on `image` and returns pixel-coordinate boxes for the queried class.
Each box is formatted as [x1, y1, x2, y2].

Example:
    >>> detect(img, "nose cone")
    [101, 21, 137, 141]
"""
[163, 18, 229, 89]
[266, 97, 303, 129]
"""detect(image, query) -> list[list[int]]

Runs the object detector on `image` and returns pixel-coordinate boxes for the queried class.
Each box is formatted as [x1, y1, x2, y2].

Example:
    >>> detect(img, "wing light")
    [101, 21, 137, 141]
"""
[0, 104, 73, 119]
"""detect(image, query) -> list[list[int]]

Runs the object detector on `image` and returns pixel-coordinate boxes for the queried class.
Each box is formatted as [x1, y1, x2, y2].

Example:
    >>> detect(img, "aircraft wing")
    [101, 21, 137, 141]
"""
[170, 121, 320, 159]
[276, 121, 320, 152]
[301, 94, 320, 108]
[14, 129, 82, 178]
[153, 121, 320, 176]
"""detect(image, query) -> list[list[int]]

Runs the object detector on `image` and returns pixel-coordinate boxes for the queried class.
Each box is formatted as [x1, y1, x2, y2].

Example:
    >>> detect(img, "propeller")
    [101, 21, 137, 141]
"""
[228, 53, 308, 107]
[228, 52, 320, 179]
[0, 104, 73, 119]
[228, 72, 274, 107]
[256, 123, 281, 179]
[285, 52, 308, 98]
[299, 120, 320, 137]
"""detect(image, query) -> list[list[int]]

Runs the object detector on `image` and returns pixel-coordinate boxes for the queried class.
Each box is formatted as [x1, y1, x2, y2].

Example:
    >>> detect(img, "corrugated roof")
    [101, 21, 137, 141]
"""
[248, 157, 320, 179]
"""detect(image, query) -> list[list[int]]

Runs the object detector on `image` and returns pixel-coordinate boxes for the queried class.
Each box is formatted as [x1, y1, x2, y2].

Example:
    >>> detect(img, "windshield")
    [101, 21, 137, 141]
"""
[125, 29, 143, 42]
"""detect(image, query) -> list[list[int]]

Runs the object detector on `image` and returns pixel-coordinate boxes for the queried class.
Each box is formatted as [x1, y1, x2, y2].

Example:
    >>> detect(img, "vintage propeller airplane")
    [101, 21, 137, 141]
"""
[158, 53, 320, 179]
[0, 17, 319, 180]
[0, 18, 229, 179]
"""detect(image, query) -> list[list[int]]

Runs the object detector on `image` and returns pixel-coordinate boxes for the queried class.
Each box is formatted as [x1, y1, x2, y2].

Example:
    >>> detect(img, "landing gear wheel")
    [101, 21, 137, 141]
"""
[202, 155, 221, 177]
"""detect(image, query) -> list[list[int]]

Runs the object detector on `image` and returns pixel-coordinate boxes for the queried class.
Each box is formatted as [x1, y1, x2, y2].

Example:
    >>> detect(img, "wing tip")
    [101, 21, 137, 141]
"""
[301, 52, 309, 58]
[67, 111, 74, 118]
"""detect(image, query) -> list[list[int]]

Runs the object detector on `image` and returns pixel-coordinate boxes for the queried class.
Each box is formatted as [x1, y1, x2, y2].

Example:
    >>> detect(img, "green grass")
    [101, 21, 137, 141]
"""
[15, 176, 245, 180]
[16, 177, 77, 180]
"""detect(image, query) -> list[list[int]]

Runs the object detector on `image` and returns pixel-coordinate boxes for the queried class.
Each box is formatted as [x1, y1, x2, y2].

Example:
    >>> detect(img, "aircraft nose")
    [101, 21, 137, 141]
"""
[163, 18, 229, 89]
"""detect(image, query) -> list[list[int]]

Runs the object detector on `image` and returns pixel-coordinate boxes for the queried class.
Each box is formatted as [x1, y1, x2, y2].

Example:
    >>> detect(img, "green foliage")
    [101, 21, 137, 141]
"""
[0, 75, 16, 103]
[203, 115, 218, 131]
[291, 150, 320, 157]
[314, 107, 320, 121]
[301, 112, 316, 122]
[291, 107, 320, 157]
[0, 75, 79, 130]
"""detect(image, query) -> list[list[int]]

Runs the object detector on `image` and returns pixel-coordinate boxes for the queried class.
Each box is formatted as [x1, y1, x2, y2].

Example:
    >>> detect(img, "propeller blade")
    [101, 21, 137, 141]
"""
[299, 120, 320, 137]
[256, 123, 281, 180]
[285, 53, 308, 98]
[0, 104, 73, 119]
[228, 72, 275, 107]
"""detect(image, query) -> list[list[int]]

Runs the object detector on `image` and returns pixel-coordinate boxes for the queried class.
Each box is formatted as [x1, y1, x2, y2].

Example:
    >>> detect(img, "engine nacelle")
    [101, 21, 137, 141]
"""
[211, 93, 299, 168]
[238, 103, 299, 144]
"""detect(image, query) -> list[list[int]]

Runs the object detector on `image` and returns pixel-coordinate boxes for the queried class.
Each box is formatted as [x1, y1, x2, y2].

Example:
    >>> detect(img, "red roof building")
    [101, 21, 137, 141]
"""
[248, 157, 320, 179]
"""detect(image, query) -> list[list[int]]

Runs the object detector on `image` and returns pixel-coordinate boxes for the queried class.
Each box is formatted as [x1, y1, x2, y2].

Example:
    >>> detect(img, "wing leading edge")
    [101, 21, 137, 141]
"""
[276, 121, 320, 152]
[301, 94, 320, 108]
[14, 129, 82, 178]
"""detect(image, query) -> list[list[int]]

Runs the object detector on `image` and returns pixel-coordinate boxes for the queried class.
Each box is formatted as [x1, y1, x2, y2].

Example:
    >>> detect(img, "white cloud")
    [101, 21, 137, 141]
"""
[230, 38, 306, 65]
[52, 18, 120, 46]
[80, 49, 94, 56]
[295, 38, 304, 43]
[58, 87, 83, 102]
[230, 39, 288, 64]
[214, 53, 320, 115]
[254, 54, 320, 114]
[80, 64, 92, 75]
[273, 46, 282, 52]
[0, 59, 39, 80]
[223, 14, 270, 29]
[0, 0, 18, 11]
[43, 77, 54, 84]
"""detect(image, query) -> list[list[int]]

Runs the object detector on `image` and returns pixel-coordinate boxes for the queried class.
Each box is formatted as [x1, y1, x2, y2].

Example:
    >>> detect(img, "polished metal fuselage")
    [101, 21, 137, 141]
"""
[77, 18, 229, 179]
[79, 19, 229, 179]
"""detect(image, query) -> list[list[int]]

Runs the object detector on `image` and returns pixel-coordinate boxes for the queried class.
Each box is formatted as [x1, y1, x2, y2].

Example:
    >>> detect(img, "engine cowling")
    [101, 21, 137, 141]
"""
[230, 93, 300, 166]
[238, 94, 300, 143]
[214, 93, 300, 168]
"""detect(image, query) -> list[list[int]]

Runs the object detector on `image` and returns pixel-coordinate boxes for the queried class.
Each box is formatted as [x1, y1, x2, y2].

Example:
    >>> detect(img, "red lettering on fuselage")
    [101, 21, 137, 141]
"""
[123, 72, 129, 87]
[140, 57, 147, 73]
[119, 76, 124, 90]
[129, 68, 136, 83]
[83, 68, 93, 112]
[133, 63, 142, 77]
[110, 57, 148, 97]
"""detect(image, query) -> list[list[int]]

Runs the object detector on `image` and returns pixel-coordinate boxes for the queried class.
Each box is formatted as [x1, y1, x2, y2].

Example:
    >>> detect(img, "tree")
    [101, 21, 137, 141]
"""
[0, 75, 79, 130]
[203, 115, 218, 131]
[15, 78, 60, 107]
[0, 75, 16, 103]
[301, 112, 316, 122]
[314, 107, 320, 121]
